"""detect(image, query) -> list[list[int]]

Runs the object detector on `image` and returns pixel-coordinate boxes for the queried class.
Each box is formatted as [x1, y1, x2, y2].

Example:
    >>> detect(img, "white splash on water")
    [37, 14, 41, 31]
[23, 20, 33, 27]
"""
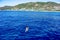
[25, 26, 29, 32]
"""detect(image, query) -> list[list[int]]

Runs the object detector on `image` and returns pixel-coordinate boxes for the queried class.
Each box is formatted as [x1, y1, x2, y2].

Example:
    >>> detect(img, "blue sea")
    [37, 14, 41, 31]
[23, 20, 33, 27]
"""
[0, 11, 60, 40]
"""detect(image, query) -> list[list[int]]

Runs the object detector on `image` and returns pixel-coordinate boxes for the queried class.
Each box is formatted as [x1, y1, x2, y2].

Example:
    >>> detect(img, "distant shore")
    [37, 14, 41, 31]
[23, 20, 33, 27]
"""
[0, 10, 60, 12]
[0, 2, 60, 11]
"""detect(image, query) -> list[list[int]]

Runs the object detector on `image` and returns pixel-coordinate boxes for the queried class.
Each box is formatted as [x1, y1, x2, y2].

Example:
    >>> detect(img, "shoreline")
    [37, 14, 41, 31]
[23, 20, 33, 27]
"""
[0, 10, 60, 12]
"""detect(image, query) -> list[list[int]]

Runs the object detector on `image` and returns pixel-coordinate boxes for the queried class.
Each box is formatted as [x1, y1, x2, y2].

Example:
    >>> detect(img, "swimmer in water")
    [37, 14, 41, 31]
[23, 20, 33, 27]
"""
[25, 26, 29, 32]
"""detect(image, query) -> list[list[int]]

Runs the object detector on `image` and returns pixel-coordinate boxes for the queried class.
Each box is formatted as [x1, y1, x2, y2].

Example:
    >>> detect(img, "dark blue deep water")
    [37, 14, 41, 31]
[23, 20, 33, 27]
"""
[0, 11, 60, 40]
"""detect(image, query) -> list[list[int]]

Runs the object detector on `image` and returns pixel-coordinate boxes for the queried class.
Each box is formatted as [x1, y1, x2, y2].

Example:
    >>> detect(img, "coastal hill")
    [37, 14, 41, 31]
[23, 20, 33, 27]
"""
[0, 2, 60, 11]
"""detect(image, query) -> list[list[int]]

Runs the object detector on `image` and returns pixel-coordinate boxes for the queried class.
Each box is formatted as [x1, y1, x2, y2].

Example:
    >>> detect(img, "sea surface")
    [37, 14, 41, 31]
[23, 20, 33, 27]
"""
[0, 11, 60, 40]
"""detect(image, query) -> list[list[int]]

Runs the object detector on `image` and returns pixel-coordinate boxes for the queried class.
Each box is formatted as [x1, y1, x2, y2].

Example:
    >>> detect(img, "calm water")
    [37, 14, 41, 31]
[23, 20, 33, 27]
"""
[0, 11, 60, 40]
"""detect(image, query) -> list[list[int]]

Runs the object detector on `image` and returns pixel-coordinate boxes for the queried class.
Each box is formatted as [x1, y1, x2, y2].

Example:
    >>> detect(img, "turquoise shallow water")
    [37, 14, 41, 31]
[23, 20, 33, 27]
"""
[0, 11, 60, 40]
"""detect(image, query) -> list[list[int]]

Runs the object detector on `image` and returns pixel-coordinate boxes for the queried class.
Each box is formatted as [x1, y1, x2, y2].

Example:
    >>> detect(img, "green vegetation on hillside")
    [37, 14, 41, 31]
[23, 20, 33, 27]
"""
[0, 2, 60, 11]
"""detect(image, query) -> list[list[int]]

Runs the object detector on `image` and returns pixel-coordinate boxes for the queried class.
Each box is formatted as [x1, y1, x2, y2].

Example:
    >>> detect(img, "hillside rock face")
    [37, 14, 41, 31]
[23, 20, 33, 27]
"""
[0, 2, 60, 11]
